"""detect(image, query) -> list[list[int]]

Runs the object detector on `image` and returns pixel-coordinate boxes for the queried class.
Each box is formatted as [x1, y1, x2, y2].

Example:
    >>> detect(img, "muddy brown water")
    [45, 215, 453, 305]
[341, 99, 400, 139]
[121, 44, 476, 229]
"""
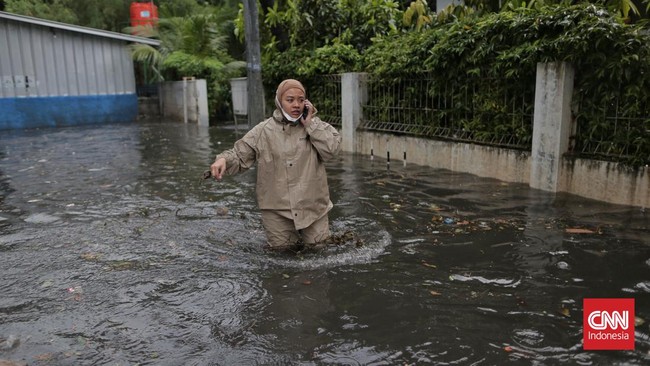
[0, 121, 648, 365]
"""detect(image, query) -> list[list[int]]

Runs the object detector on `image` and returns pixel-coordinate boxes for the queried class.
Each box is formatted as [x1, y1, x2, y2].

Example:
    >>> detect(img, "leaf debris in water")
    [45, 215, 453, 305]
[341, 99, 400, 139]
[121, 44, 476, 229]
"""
[565, 227, 596, 234]
[421, 261, 437, 269]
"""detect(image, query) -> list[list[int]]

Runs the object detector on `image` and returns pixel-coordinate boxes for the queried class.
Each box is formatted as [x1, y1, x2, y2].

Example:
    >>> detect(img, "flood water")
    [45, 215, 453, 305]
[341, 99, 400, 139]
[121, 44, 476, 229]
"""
[0, 121, 649, 365]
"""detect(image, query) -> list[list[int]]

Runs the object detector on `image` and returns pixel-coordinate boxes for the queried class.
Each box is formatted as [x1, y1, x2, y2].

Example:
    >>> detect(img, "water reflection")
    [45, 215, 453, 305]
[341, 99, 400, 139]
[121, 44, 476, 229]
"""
[0, 121, 648, 365]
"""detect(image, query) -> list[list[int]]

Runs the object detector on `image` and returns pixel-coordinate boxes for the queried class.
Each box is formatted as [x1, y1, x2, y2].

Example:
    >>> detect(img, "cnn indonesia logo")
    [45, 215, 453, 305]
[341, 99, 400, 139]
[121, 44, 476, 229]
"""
[583, 298, 635, 350]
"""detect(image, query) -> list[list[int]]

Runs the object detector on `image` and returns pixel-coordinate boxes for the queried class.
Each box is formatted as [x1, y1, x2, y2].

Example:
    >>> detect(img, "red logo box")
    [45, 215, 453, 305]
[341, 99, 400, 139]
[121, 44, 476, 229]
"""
[583, 298, 635, 350]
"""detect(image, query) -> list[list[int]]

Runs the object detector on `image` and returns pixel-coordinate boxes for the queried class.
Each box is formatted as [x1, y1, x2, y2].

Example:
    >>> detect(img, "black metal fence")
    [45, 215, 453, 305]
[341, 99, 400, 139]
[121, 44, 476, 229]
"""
[360, 74, 535, 150]
[307, 75, 342, 128]
[301, 73, 649, 166]
[572, 82, 650, 166]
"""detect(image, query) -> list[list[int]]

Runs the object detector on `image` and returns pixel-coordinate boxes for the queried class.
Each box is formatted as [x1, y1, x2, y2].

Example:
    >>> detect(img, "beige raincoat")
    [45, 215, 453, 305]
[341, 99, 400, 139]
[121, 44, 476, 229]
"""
[215, 109, 341, 230]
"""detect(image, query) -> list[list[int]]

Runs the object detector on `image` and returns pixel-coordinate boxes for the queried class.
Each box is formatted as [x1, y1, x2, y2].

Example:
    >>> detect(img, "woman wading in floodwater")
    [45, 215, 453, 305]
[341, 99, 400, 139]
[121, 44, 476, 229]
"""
[210, 79, 342, 251]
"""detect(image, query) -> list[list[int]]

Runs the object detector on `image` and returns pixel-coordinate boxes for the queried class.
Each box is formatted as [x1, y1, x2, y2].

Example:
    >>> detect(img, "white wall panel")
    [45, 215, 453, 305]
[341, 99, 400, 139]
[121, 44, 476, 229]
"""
[19, 24, 36, 97]
[0, 21, 14, 98]
[123, 47, 135, 93]
[30, 26, 46, 97]
[83, 37, 98, 94]
[0, 18, 137, 98]
[40, 28, 58, 96]
[63, 32, 79, 96]
[7, 22, 23, 97]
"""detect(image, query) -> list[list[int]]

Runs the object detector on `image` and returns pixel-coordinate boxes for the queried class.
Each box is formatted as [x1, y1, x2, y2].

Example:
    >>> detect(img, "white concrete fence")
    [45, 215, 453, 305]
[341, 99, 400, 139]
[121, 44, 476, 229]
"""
[340, 65, 649, 209]
[158, 78, 209, 126]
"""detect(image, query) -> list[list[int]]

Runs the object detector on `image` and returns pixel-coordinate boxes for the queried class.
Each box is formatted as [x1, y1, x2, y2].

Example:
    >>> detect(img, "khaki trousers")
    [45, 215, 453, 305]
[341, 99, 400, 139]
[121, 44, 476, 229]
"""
[261, 210, 330, 250]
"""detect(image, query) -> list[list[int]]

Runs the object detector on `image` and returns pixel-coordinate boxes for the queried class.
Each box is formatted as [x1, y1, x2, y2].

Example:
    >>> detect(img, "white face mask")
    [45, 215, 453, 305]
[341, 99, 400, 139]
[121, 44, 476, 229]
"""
[282, 110, 300, 123]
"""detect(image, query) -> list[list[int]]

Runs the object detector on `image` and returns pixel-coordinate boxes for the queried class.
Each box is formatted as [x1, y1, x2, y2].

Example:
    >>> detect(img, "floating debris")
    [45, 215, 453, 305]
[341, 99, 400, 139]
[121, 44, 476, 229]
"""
[558, 306, 571, 317]
[635, 316, 645, 327]
[80, 252, 101, 261]
[427, 215, 527, 235]
[421, 260, 437, 269]
[449, 274, 521, 287]
[67, 286, 82, 294]
[565, 227, 598, 234]
[556, 261, 570, 270]
[24, 213, 60, 224]
[106, 260, 150, 271]
[66, 286, 83, 301]
[326, 230, 364, 248]
[271, 230, 365, 255]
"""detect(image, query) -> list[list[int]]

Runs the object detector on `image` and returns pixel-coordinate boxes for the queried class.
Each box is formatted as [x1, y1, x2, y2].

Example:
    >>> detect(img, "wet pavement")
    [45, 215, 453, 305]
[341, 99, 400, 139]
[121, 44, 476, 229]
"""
[0, 121, 649, 365]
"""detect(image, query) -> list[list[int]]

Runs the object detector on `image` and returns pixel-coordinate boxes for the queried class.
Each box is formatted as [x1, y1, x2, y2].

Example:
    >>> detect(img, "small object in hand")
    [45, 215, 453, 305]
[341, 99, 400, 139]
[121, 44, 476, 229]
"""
[202, 170, 212, 179]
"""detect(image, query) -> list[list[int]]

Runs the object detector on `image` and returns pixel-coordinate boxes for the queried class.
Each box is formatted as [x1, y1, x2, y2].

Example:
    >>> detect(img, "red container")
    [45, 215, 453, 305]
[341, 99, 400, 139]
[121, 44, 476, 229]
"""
[130, 1, 158, 29]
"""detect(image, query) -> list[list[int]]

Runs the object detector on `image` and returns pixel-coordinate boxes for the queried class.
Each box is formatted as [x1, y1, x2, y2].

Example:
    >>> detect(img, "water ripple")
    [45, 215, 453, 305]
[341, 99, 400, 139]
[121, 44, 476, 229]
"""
[449, 273, 522, 288]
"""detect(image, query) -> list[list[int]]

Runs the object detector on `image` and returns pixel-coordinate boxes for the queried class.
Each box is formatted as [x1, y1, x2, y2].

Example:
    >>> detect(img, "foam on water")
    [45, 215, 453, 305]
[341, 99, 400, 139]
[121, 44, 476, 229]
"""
[260, 226, 392, 270]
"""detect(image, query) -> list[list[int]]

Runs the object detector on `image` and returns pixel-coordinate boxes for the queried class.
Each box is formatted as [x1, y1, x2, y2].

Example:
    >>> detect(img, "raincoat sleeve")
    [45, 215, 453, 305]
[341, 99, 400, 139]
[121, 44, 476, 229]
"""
[215, 125, 261, 176]
[304, 117, 341, 162]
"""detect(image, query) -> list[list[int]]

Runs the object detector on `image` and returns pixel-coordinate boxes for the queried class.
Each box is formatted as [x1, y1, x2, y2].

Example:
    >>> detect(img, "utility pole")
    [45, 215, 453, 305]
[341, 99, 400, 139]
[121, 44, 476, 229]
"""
[242, 0, 265, 129]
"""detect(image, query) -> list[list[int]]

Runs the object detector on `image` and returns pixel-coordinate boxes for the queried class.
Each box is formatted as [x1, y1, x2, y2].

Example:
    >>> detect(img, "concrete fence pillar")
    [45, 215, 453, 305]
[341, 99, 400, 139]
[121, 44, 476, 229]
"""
[530, 62, 575, 192]
[341, 72, 368, 153]
[195, 79, 209, 126]
[159, 78, 209, 125]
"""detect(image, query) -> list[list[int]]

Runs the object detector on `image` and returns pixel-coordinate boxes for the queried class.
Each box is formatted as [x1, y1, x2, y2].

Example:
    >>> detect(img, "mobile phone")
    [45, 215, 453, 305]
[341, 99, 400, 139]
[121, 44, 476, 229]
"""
[301, 106, 309, 121]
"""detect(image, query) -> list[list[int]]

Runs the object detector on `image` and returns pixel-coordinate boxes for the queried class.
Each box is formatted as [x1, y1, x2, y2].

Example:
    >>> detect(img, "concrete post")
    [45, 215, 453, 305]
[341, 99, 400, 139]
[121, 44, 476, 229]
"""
[341, 72, 367, 153]
[183, 78, 188, 123]
[530, 62, 574, 192]
[242, 0, 264, 128]
[196, 79, 209, 126]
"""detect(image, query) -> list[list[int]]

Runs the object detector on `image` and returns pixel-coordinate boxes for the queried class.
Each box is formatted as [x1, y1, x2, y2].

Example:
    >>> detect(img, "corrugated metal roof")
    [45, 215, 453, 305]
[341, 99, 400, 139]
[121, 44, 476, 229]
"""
[0, 10, 160, 46]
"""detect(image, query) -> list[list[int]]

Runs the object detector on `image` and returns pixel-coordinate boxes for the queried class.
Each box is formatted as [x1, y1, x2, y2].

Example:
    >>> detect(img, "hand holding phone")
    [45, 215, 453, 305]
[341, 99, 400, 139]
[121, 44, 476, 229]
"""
[301, 100, 315, 124]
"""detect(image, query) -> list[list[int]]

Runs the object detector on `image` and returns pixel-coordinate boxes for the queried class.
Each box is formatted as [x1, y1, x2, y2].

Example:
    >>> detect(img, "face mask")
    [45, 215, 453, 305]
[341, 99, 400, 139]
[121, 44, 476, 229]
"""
[281, 109, 300, 124]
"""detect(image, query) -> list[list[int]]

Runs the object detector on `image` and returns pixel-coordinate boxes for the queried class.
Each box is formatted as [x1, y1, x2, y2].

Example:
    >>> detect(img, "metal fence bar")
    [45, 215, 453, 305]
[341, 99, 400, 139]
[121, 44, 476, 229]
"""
[309, 74, 342, 128]
[573, 95, 649, 164]
[359, 74, 534, 150]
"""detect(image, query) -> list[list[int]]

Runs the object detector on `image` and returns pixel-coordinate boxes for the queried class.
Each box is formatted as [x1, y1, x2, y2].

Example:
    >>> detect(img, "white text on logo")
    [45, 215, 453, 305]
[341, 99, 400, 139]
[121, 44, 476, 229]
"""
[587, 311, 629, 330]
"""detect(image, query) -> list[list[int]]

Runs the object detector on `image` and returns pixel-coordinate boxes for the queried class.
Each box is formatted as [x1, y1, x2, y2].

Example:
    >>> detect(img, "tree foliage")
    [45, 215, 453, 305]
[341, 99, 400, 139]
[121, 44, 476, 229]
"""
[5, 0, 78, 24]
[130, 11, 245, 119]
[258, 0, 404, 92]
[443, 0, 649, 23]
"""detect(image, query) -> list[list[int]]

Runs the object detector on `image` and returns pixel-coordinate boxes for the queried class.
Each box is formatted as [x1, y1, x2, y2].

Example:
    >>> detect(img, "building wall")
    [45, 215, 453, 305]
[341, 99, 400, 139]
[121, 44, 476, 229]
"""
[0, 17, 137, 129]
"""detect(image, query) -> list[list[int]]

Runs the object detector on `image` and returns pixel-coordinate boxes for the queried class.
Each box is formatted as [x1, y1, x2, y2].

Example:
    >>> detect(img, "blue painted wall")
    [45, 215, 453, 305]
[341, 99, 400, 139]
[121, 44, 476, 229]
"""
[0, 94, 137, 130]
